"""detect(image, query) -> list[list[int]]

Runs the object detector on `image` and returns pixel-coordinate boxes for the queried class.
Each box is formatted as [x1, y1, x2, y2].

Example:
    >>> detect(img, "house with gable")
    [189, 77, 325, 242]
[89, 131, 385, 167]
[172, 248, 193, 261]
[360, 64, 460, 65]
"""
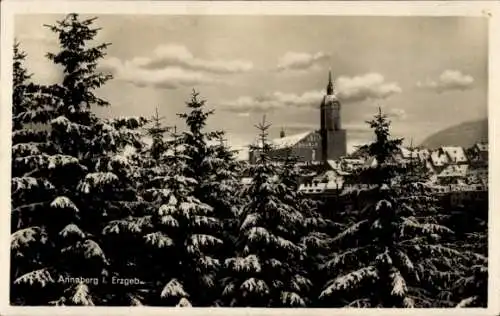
[468, 142, 488, 168]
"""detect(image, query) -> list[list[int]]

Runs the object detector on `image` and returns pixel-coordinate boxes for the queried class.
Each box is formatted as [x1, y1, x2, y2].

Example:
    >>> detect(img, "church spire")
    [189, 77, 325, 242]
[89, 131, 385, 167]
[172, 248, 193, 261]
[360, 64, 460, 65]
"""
[327, 70, 334, 95]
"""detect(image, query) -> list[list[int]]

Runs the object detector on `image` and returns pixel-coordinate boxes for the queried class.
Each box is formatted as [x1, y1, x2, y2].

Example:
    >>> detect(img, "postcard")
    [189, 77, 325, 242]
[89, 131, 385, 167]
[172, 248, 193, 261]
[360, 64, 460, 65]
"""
[1, 1, 498, 315]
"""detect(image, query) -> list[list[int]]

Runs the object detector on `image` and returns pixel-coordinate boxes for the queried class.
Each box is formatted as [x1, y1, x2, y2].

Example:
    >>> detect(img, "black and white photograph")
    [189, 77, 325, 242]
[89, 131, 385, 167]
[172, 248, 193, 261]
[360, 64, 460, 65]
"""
[1, 1, 497, 313]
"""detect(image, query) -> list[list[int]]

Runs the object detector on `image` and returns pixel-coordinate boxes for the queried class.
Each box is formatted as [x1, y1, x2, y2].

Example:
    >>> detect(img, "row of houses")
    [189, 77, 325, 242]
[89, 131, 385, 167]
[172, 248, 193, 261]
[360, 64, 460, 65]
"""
[295, 142, 488, 199]
[241, 142, 488, 205]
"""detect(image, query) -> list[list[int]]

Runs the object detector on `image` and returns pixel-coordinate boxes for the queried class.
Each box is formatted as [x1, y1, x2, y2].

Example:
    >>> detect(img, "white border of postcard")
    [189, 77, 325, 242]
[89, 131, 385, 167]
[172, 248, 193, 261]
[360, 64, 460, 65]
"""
[1, 1, 499, 315]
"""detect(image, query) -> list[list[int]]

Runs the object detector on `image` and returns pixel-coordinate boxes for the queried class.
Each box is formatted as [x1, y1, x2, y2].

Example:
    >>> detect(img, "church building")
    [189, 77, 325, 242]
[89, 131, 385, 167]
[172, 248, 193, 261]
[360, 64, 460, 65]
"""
[249, 71, 347, 164]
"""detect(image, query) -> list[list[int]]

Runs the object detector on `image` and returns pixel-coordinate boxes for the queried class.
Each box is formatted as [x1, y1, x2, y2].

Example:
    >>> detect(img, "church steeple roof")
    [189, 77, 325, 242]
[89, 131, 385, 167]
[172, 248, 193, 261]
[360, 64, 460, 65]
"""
[326, 70, 334, 95]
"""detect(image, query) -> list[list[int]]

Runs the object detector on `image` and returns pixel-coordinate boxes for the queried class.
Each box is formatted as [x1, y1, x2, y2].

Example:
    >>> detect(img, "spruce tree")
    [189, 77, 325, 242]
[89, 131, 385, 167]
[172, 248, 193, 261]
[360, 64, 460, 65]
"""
[206, 133, 244, 251]
[446, 198, 487, 307]
[452, 233, 487, 307]
[177, 90, 242, 234]
[222, 116, 313, 307]
[11, 14, 146, 305]
[149, 108, 171, 161]
[399, 142, 487, 307]
[102, 107, 177, 306]
[13, 40, 35, 128]
[10, 40, 57, 305]
[291, 151, 342, 306]
[319, 108, 464, 307]
[177, 91, 242, 305]
[121, 96, 225, 306]
[177, 90, 218, 180]
[128, 107, 173, 203]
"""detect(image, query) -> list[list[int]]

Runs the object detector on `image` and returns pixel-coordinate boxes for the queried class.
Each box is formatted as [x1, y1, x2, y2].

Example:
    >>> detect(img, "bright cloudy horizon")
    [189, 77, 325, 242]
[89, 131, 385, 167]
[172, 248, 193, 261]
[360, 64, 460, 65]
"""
[14, 14, 488, 159]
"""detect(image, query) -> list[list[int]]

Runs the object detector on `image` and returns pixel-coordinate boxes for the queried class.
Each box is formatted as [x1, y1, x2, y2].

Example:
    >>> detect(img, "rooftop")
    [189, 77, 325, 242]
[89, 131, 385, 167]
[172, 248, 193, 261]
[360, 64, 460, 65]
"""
[441, 146, 468, 163]
[438, 164, 469, 178]
[250, 131, 314, 151]
[476, 143, 488, 151]
[271, 131, 313, 149]
[430, 150, 449, 166]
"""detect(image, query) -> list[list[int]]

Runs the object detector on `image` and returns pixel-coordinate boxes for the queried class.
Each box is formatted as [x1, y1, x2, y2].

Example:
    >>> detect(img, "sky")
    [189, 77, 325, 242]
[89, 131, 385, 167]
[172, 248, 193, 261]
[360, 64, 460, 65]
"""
[14, 14, 488, 159]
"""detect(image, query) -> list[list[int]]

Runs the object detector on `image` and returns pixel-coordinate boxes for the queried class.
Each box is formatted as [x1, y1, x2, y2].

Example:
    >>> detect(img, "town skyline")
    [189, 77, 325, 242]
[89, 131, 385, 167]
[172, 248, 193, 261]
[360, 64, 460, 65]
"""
[15, 14, 488, 159]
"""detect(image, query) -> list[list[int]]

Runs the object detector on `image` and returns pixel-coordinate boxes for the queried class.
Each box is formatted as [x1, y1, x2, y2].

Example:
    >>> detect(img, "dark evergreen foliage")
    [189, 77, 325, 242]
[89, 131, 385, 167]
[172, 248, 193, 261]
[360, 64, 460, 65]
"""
[221, 117, 317, 307]
[177, 91, 243, 305]
[11, 14, 146, 306]
[319, 108, 478, 308]
[9, 14, 488, 308]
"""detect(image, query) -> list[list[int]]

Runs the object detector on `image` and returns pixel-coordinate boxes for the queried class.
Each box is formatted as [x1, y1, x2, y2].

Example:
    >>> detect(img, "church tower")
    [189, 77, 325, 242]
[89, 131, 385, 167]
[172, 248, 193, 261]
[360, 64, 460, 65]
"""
[319, 71, 347, 161]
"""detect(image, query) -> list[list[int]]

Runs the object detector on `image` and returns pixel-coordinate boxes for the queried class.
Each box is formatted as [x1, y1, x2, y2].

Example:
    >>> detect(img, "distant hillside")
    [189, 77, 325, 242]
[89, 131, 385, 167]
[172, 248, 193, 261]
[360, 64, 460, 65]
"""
[420, 119, 488, 149]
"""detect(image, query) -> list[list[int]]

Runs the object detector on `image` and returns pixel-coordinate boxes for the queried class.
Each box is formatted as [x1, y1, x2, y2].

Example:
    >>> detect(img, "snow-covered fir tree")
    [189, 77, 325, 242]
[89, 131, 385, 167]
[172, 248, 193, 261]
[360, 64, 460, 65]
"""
[445, 194, 488, 307]
[390, 169, 461, 307]
[124, 107, 172, 208]
[222, 116, 315, 307]
[99, 107, 177, 306]
[451, 232, 487, 307]
[278, 148, 339, 306]
[206, 133, 244, 248]
[280, 153, 344, 307]
[177, 91, 242, 305]
[148, 108, 172, 161]
[177, 91, 241, 231]
[397, 141, 487, 307]
[178, 90, 220, 180]
[120, 95, 226, 306]
[11, 14, 146, 306]
[11, 41, 57, 305]
[13, 40, 37, 130]
[319, 108, 467, 307]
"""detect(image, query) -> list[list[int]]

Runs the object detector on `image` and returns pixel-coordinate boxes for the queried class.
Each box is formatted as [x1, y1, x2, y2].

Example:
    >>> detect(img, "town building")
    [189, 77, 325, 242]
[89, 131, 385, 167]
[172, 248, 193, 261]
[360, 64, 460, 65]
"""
[243, 70, 487, 205]
[295, 142, 488, 202]
[248, 71, 347, 164]
[468, 142, 488, 168]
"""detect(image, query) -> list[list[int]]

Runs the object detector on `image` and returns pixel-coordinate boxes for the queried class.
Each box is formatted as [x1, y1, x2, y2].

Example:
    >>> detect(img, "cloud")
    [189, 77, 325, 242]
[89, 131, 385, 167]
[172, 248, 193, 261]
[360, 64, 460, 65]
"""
[284, 122, 320, 132]
[416, 70, 474, 92]
[220, 90, 324, 115]
[345, 122, 372, 134]
[386, 108, 407, 120]
[16, 28, 58, 46]
[135, 44, 253, 74]
[277, 51, 330, 72]
[220, 72, 401, 115]
[336, 73, 402, 103]
[98, 56, 222, 90]
[98, 43, 253, 89]
[363, 107, 407, 121]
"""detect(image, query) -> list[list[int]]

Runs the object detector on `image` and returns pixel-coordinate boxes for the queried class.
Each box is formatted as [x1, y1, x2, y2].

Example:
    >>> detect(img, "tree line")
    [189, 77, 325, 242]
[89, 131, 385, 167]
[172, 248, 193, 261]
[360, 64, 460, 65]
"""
[11, 14, 487, 307]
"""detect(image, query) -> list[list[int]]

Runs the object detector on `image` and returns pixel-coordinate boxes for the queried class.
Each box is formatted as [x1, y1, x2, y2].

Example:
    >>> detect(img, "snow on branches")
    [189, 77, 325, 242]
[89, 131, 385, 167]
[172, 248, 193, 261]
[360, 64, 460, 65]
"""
[14, 268, 55, 287]
[50, 196, 79, 213]
[59, 224, 86, 239]
[320, 266, 379, 297]
[77, 172, 119, 194]
[145, 232, 174, 248]
[70, 283, 95, 306]
[11, 227, 46, 253]
[161, 279, 189, 298]
[225, 255, 262, 273]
